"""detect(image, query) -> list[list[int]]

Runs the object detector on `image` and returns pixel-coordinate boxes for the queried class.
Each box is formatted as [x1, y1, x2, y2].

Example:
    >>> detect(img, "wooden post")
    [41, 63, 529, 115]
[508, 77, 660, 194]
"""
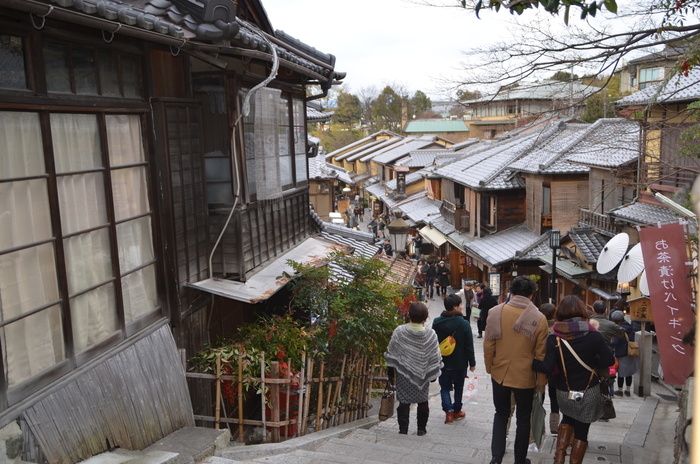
[284, 357, 292, 439]
[215, 353, 221, 430]
[270, 361, 280, 443]
[328, 355, 346, 428]
[316, 361, 325, 432]
[261, 352, 266, 440]
[301, 357, 314, 436]
[297, 352, 306, 438]
[237, 351, 244, 443]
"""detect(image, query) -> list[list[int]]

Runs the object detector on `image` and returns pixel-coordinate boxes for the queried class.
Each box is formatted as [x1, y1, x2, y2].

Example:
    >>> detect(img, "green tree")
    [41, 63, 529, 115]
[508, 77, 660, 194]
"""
[550, 71, 579, 82]
[581, 74, 621, 122]
[373, 86, 405, 132]
[456, 89, 482, 101]
[465, 0, 618, 24]
[333, 89, 363, 127]
[410, 90, 432, 117]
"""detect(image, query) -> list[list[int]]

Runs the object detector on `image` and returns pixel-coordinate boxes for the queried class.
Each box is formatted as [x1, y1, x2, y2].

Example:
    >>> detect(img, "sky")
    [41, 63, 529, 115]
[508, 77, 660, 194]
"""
[261, 0, 514, 101]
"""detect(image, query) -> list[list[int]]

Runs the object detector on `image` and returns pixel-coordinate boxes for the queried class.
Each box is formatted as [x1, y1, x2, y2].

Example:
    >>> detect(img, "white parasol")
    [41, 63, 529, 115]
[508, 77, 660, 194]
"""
[639, 270, 649, 296]
[596, 232, 629, 274]
[617, 243, 645, 283]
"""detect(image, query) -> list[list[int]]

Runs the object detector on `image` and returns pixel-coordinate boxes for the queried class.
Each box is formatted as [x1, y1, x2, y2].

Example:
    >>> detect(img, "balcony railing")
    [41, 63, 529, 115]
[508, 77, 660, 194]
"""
[579, 209, 618, 235]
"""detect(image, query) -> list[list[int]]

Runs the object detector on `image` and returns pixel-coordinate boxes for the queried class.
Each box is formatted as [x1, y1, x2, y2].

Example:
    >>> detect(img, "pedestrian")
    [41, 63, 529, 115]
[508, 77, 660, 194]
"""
[610, 310, 638, 397]
[367, 217, 378, 238]
[590, 300, 626, 397]
[358, 204, 365, 222]
[457, 281, 476, 320]
[383, 239, 393, 257]
[533, 295, 615, 464]
[484, 275, 549, 464]
[432, 294, 477, 424]
[424, 261, 436, 301]
[413, 234, 423, 260]
[477, 286, 498, 339]
[538, 302, 560, 434]
[385, 302, 443, 436]
[436, 261, 451, 300]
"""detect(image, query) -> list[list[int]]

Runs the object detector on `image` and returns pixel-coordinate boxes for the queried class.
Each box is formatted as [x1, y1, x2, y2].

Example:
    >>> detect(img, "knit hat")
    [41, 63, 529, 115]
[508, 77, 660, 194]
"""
[610, 310, 625, 322]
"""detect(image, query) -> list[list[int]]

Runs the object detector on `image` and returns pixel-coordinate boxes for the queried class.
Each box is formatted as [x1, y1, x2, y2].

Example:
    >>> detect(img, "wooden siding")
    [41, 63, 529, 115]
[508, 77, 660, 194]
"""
[21, 324, 194, 463]
[152, 101, 211, 327]
[495, 190, 526, 232]
[552, 180, 588, 234]
[209, 190, 312, 278]
[525, 177, 543, 234]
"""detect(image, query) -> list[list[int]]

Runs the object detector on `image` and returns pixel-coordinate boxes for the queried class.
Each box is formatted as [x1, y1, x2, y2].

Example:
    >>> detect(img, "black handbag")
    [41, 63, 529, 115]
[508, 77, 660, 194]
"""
[600, 379, 616, 420]
[556, 337, 603, 423]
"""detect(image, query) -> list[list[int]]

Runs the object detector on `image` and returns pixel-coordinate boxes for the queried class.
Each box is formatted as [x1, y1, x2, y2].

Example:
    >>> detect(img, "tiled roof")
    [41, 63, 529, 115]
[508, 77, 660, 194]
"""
[514, 234, 550, 260]
[404, 120, 469, 133]
[509, 122, 590, 174]
[611, 201, 679, 225]
[318, 231, 379, 259]
[395, 149, 452, 168]
[385, 190, 429, 210]
[464, 224, 542, 266]
[568, 228, 609, 265]
[371, 137, 441, 164]
[308, 153, 352, 183]
[38, 0, 344, 85]
[306, 105, 332, 122]
[616, 67, 700, 106]
[326, 130, 399, 160]
[350, 137, 405, 162]
[467, 80, 598, 104]
[392, 196, 441, 224]
[435, 132, 535, 190]
[375, 255, 419, 287]
[563, 119, 640, 168]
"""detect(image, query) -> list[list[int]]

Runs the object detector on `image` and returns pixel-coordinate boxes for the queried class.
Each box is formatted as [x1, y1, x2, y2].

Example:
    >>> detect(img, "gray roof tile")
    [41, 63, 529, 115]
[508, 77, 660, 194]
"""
[611, 201, 679, 225]
[308, 153, 353, 184]
[568, 228, 608, 265]
[465, 224, 542, 266]
[616, 67, 700, 106]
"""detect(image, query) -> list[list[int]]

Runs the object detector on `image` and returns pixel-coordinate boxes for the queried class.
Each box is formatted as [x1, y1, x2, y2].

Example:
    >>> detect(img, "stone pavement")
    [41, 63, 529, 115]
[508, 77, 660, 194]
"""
[206, 293, 680, 464]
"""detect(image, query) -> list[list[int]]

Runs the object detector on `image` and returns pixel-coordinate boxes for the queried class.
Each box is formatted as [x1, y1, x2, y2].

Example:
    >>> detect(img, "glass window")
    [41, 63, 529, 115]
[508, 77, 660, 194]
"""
[43, 42, 71, 93]
[98, 52, 120, 97]
[73, 48, 98, 95]
[0, 35, 27, 90]
[0, 109, 158, 398]
[639, 67, 664, 89]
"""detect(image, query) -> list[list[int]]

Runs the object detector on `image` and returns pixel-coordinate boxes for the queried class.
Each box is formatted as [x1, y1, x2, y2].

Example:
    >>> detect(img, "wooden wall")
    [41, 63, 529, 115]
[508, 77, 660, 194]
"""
[495, 189, 526, 232]
[21, 324, 194, 463]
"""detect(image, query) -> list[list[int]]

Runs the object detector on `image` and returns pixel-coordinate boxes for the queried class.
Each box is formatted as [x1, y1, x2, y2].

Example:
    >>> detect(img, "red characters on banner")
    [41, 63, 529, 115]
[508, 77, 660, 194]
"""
[639, 222, 695, 386]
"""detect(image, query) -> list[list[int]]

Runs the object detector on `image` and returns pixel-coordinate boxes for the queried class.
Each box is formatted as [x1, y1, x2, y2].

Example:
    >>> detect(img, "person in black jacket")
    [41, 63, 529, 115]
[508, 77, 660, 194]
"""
[424, 262, 437, 300]
[436, 261, 451, 299]
[477, 286, 498, 339]
[533, 295, 615, 464]
[432, 294, 476, 424]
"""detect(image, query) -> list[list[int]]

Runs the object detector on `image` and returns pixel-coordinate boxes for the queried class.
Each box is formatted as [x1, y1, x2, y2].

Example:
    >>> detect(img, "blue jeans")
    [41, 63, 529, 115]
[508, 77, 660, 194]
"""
[438, 368, 467, 412]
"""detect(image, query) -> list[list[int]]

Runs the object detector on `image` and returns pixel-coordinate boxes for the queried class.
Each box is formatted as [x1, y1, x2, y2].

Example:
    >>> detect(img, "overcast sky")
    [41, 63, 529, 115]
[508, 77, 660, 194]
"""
[262, 0, 513, 101]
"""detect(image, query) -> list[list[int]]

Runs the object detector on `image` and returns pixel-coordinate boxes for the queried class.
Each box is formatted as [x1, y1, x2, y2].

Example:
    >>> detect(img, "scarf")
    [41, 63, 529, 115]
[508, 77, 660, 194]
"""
[486, 295, 542, 341]
[440, 309, 463, 318]
[385, 324, 443, 390]
[552, 317, 595, 340]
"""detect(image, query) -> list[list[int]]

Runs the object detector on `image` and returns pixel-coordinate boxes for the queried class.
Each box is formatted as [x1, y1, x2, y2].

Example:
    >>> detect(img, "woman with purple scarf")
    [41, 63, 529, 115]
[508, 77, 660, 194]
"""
[532, 296, 614, 464]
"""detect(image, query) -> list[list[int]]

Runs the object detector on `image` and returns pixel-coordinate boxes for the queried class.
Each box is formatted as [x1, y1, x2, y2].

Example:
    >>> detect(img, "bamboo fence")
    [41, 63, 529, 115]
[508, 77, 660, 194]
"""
[186, 351, 385, 443]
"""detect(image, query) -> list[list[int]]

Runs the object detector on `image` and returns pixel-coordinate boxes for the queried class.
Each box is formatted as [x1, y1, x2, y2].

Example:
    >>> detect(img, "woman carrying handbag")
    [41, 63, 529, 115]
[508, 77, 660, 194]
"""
[532, 296, 615, 464]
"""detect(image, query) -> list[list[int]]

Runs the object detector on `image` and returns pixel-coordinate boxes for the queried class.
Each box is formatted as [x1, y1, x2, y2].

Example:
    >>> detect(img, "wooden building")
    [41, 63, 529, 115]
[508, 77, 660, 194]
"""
[0, 0, 344, 461]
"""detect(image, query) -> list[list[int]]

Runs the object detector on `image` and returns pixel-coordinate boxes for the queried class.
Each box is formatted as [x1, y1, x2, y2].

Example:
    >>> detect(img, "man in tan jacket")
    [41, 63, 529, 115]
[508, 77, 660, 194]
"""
[484, 275, 548, 464]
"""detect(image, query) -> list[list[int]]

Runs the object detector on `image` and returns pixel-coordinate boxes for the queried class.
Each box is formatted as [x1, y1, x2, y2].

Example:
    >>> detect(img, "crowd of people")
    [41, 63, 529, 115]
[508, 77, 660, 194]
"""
[384, 273, 639, 464]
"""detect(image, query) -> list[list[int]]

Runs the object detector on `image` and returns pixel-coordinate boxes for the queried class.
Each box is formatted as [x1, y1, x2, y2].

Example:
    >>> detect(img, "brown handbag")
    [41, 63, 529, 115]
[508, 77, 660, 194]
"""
[378, 383, 395, 421]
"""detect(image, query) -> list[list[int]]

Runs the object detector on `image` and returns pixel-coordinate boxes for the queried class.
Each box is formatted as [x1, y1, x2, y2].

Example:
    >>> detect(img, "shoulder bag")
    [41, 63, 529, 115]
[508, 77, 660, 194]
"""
[555, 337, 604, 424]
[439, 331, 457, 356]
[625, 333, 639, 357]
[378, 382, 395, 421]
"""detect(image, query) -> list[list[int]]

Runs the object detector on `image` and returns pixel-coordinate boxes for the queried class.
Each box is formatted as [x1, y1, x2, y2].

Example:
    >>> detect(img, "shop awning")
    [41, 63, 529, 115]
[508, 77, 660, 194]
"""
[419, 226, 447, 247]
[188, 237, 352, 304]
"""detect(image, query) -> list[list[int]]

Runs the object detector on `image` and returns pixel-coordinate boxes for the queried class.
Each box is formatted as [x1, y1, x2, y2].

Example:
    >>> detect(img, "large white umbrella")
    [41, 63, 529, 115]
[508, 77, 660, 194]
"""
[639, 270, 649, 296]
[617, 243, 645, 283]
[596, 232, 629, 274]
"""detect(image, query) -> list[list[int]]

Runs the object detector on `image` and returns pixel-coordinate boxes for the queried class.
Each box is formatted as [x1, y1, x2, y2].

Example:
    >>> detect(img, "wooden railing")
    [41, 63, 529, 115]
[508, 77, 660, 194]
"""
[579, 209, 618, 235]
[186, 352, 381, 444]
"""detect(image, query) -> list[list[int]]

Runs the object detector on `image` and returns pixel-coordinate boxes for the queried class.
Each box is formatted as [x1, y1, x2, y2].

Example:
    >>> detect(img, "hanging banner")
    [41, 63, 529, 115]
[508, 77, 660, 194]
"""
[638, 222, 695, 386]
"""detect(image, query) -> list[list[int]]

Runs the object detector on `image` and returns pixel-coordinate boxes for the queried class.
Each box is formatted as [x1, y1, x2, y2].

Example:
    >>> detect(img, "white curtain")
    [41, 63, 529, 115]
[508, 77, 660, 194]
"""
[106, 115, 157, 324]
[251, 88, 282, 200]
[52, 113, 119, 354]
[0, 112, 64, 388]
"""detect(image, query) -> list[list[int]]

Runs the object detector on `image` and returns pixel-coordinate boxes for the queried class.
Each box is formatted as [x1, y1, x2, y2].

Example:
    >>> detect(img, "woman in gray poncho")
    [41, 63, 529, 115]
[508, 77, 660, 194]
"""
[385, 302, 443, 436]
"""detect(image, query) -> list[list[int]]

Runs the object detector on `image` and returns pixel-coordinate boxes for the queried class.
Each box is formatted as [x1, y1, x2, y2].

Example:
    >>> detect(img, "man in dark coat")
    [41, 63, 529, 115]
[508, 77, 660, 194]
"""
[436, 261, 451, 300]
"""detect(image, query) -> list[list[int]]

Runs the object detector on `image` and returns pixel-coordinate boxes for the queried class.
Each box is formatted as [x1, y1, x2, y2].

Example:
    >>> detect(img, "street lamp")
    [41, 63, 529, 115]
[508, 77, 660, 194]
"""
[617, 281, 631, 311]
[549, 229, 561, 304]
[387, 216, 410, 257]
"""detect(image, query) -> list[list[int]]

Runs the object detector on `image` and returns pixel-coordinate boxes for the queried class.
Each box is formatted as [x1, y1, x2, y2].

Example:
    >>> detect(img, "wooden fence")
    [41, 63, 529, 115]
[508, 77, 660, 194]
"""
[185, 351, 385, 443]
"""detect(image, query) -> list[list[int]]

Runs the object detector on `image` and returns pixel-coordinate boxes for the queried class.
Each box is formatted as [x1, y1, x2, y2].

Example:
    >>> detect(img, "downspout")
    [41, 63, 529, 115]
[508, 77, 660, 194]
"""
[207, 17, 279, 280]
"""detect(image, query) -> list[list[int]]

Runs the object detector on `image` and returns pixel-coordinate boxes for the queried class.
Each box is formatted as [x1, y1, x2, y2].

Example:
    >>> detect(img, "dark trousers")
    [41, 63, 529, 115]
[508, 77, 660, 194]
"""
[548, 375, 559, 414]
[491, 379, 534, 464]
[425, 279, 434, 298]
[561, 414, 592, 441]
